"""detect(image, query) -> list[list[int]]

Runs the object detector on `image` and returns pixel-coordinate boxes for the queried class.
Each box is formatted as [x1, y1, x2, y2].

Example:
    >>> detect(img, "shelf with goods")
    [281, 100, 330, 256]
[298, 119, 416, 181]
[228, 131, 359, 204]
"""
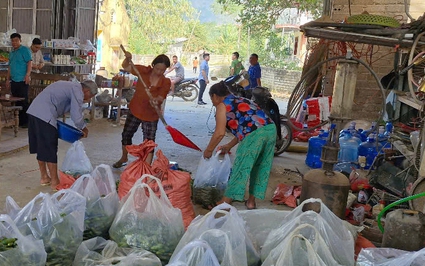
[0, 40, 98, 119]
[95, 73, 136, 123]
[0, 38, 96, 75]
[44, 62, 96, 67]
[0, 43, 96, 76]
[0, 47, 10, 72]
[0, 71, 8, 96]
[41, 46, 96, 75]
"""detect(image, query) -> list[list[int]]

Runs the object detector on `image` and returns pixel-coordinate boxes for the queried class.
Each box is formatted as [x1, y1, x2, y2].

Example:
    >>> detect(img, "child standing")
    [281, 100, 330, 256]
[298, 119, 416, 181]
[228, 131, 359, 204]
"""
[192, 57, 198, 73]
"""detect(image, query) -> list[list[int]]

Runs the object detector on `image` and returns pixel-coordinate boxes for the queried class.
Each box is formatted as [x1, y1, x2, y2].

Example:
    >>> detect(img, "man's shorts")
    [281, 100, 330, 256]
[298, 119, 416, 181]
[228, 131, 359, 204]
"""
[170, 76, 183, 84]
[28, 114, 58, 163]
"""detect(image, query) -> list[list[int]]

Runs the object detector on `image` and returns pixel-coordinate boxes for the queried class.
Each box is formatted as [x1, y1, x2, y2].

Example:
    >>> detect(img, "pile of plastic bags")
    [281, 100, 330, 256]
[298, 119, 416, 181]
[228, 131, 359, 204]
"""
[70, 164, 119, 240]
[118, 140, 195, 228]
[57, 141, 93, 190]
[109, 175, 185, 264]
[261, 198, 356, 266]
[74, 237, 162, 266]
[0, 214, 47, 265]
[170, 203, 260, 266]
[168, 240, 221, 266]
[192, 151, 231, 209]
[13, 190, 86, 265]
[357, 247, 425, 266]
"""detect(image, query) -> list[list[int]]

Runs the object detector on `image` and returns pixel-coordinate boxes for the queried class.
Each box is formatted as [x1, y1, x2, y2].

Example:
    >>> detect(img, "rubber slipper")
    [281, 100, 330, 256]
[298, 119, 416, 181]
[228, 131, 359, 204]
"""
[40, 182, 51, 186]
[112, 161, 128, 168]
[245, 200, 257, 210]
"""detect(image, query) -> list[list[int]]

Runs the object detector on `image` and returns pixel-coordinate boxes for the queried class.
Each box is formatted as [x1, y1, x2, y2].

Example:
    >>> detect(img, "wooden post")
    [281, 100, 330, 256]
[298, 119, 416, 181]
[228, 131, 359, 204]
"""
[329, 59, 359, 130]
[13, 109, 19, 137]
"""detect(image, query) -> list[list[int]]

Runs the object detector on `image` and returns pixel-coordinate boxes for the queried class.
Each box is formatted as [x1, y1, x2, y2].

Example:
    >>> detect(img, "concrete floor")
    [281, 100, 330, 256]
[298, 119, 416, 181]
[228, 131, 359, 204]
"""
[0, 80, 311, 216]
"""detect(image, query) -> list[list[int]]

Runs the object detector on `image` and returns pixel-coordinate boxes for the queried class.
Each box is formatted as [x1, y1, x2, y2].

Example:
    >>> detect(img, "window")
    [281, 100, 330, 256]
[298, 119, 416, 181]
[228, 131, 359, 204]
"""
[2, 0, 96, 42]
[6, 0, 53, 40]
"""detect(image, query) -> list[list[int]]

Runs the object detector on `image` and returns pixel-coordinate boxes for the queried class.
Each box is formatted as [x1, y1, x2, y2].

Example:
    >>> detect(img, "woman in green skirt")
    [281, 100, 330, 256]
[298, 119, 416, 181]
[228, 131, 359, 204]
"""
[203, 81, 276, 209]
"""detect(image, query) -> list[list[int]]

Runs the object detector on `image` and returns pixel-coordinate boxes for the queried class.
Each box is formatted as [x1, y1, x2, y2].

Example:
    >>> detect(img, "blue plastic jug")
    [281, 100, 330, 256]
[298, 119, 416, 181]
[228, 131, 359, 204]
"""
[384, 121, 393, 137]
[305, 130, 328, 168]
[340, 122, 362, 140]
[338, 131, 359, 163]
[377, 126, 389, 149]
[360, 122, 377, 142]
[358, 133, 382, 170]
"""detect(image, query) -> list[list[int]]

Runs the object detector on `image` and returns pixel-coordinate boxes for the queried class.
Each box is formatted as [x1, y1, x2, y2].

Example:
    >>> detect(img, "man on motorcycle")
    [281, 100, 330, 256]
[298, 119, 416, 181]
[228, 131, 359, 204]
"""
[165, 55, 185, 95]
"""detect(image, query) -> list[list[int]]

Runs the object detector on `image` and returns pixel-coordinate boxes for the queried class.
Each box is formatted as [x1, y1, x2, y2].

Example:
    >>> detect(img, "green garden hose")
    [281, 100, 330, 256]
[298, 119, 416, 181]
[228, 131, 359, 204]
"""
[377, 192, 425, 233]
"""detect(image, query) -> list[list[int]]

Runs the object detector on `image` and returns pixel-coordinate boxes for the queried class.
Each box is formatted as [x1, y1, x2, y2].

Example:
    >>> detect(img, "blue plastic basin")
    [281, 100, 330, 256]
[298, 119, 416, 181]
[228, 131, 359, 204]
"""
[57, 121, 83, 143]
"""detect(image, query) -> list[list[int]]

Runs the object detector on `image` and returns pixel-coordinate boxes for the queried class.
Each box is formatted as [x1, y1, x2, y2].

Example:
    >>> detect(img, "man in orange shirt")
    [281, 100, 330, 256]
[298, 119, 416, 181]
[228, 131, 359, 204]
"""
[192, 57, 198, 73]
[113, 53, 171, 167]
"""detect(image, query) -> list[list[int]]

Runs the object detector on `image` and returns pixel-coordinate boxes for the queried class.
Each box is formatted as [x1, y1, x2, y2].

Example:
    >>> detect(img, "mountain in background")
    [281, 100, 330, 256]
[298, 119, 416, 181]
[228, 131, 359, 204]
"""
[190, 0, 234, 24]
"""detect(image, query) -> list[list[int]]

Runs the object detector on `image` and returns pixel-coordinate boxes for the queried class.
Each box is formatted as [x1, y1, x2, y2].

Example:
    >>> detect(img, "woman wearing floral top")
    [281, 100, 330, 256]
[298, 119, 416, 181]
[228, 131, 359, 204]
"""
[203, 81, 276, 210]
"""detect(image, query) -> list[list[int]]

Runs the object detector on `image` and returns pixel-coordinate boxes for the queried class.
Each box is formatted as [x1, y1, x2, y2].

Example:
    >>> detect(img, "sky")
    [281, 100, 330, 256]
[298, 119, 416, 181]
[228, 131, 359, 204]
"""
[189, 0, 234, 24]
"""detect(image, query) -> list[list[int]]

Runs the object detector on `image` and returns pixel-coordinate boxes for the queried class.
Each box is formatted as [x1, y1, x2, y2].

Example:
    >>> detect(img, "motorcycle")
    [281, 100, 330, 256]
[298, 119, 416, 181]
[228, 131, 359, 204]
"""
[223, 73, 292, 156]
[172, 78, 199, 102]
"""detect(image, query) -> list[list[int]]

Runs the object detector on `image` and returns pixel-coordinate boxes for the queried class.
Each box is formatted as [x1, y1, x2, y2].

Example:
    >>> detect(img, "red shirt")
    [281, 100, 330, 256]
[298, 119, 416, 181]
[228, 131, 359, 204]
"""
[129, 65, 170, 122]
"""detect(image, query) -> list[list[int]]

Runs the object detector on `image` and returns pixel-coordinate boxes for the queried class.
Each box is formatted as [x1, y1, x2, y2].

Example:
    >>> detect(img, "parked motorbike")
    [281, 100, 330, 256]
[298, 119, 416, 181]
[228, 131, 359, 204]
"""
[223, 73, 292, 155]
[172, 78, 199, 102]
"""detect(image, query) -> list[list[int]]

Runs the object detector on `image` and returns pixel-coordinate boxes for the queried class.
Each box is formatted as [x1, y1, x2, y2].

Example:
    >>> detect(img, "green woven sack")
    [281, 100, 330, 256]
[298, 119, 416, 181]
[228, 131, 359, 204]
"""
[347, 14, 401, 28]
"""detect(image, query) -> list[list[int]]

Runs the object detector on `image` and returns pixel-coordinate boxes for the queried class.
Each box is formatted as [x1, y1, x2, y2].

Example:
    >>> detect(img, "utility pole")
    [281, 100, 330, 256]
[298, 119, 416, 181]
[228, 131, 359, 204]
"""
[182, 10, 202, 63]
[247, 26, 251, 57]
[323, 0, 332, 16]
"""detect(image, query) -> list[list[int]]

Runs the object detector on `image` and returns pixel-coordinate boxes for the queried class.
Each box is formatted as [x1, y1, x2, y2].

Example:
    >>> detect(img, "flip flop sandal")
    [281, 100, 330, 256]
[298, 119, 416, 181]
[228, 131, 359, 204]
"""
[112, 161, 128, 168]
[205, 203, 217, 211]
[40, 182, 51, 186]
[245, 200, 257, 210]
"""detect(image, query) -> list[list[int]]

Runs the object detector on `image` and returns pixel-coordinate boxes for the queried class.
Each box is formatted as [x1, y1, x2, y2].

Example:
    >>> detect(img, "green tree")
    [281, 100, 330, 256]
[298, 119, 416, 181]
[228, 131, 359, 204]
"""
[217, 0, 322, 30]
[182, 20, 207, 54]
[215, 0, 320, 70]
[124, 0, 198, 54]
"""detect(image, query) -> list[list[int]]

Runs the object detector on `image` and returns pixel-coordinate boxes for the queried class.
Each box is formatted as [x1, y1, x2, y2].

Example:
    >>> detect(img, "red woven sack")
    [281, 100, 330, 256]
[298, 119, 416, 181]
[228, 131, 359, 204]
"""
[56, 171, 78, 190]
[117, 140, 157, 199]
[151, 150, 195, 229]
